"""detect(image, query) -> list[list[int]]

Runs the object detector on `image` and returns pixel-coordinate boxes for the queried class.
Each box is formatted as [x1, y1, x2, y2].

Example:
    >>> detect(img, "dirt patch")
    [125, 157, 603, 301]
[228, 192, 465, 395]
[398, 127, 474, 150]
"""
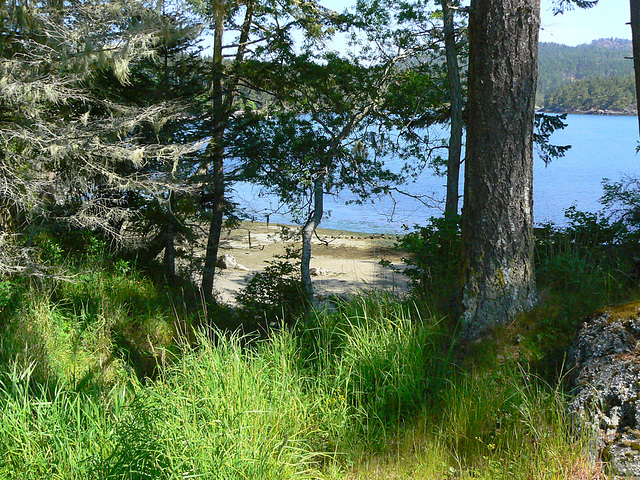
[193, 222, 410, 305]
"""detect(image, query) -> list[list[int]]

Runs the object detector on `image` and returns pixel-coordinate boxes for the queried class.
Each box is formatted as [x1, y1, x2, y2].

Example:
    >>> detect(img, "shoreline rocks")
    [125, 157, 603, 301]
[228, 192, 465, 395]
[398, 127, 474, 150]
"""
[567, 304, 640, 477]
[216, 254, 248, 271]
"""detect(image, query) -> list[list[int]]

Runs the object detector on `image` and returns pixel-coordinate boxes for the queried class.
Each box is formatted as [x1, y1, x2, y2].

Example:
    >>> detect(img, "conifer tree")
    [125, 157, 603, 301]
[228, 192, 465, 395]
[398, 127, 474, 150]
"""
[0, 0, 197, 274]
[461, 0, 596, 337]
[185, 0, 340, 299]
[461, 0, 540, 337]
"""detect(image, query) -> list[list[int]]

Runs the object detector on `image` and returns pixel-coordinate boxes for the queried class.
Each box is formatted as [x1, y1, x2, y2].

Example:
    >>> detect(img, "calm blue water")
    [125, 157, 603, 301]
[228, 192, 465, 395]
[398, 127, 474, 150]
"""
[534, 114, 639, 224]
[232, 114, 640, 233]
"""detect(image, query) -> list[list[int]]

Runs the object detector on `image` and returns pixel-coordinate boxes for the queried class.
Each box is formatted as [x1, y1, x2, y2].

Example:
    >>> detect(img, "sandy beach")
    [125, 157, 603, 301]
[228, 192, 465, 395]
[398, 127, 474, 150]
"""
[195, 222, 410, 305]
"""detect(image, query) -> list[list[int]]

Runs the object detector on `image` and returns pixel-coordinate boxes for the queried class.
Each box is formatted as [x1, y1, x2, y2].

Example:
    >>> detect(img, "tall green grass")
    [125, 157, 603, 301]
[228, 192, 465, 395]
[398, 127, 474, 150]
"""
[0, 264, 181, 389]
[0, 278, 600, 479]
[2, 209, 632, 479]
[300, 295, 452, 442]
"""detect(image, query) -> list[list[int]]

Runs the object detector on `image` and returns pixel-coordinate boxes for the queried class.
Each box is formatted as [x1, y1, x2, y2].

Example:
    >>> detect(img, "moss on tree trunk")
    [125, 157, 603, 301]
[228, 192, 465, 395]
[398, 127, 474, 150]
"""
[461, 0, 540, 338]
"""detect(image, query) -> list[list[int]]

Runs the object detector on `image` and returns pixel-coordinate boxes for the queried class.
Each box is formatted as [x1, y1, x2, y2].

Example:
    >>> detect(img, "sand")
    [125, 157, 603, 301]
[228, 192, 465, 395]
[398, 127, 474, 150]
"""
[197, 222, 410, 305]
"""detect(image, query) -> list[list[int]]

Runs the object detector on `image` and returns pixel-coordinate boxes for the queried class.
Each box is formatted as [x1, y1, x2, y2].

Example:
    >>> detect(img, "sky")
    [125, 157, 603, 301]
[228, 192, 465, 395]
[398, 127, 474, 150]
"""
[321, 0, 631, 47]
[539, 0, 631, 45]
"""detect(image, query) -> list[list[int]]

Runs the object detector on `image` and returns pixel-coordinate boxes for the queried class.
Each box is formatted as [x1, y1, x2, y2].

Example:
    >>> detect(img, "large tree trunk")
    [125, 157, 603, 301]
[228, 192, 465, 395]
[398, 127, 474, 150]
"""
[631, 0, 640, 135]
[300, 172, 324, 306]
[461, 0, 539, 338]
[442, 0, 463, 217]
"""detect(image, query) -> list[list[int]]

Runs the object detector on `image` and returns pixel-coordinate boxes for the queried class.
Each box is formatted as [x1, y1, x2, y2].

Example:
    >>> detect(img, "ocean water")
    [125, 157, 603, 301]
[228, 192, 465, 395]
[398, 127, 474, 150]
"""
[232, 114, 640, 233]
[534, 114, 640, 224]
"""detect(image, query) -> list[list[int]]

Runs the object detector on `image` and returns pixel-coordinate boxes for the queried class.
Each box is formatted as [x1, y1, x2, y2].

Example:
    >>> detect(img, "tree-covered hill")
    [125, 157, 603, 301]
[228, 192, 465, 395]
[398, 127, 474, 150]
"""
[543, 75, 636, 114]
[537, 38, 635, 113]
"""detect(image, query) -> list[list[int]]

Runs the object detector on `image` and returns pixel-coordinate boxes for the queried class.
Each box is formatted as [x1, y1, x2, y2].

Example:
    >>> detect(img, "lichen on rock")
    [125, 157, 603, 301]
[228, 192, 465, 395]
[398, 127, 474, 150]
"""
[567, 304, 640, 477]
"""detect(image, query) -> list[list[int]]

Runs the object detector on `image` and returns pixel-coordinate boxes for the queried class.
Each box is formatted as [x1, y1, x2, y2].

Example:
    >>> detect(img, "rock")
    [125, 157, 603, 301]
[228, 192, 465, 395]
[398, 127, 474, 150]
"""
[567, 305, 640, 477]
[309, 267, 329, 276]
[234, 263, 249, 271]
[216, 254, 237, 269]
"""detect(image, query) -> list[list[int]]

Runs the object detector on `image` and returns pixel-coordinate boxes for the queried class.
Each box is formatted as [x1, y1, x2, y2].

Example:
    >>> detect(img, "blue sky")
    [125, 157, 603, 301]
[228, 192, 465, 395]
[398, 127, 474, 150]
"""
[321, 0, 631, 46]
[539, 0, 631, 45]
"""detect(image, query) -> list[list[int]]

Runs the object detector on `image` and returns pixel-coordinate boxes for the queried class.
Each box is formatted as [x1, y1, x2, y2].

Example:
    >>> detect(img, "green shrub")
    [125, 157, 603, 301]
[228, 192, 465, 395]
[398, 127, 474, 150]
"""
[535, 206, 635, 313]
[397, 215, 461, 315]
[0, 279, 20, 313]
[236, 246, 307, 328]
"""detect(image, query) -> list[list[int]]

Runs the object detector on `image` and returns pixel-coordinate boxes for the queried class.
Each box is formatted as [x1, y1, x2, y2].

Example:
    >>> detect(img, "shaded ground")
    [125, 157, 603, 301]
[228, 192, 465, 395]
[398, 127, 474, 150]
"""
[193, 222, 410, 305]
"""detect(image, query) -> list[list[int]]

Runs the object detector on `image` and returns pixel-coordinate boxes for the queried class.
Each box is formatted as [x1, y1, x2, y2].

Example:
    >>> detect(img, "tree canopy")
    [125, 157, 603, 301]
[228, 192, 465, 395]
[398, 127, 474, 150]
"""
[0, 0, 201, 275]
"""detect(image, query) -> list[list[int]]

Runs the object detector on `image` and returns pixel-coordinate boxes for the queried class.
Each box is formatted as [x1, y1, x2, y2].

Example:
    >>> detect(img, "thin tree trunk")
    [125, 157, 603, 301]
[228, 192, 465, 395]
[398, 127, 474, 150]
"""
[163, 220, 176, 279]
[442, 0, 463, 217]
[200, 4, 225, 300]
[200, 1, 254, 300]
[200, 144, 225, 299]
[297, 104, 373, 306]
[301, 172, 325, 305]
[631, 0, 640, 135]
[461, 0, 539, 338]
[163, 195, 177, 280]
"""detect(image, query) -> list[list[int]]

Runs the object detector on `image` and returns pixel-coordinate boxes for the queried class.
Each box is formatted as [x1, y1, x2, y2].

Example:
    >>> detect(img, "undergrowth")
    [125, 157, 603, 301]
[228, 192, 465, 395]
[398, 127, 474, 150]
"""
[0, 278, 600, 479]
[1, 207, 630, 479]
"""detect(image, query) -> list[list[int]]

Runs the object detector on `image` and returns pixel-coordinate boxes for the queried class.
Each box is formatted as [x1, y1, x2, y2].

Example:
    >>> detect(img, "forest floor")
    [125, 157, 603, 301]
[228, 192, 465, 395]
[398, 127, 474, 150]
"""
[193, 221, 410, 304]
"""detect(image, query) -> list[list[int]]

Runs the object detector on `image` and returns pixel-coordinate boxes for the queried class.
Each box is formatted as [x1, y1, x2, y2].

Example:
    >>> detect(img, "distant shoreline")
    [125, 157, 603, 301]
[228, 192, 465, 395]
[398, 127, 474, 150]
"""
[238, 220, 402, 240]
[537, 108, 637, 117]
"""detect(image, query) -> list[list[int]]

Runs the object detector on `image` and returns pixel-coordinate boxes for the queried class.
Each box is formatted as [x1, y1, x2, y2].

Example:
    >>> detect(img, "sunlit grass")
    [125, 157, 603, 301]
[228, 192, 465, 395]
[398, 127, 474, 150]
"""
[0, 265, 605, 479]
[0, 264, 181, 389]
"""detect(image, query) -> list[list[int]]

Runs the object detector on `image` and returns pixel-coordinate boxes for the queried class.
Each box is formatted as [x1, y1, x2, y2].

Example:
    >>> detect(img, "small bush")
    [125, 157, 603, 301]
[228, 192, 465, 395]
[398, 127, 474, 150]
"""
[236, 246, 307, 328]
[0, 279, 20, 313]
[398, 215, 461, 315]
[535, 207, 636, 313]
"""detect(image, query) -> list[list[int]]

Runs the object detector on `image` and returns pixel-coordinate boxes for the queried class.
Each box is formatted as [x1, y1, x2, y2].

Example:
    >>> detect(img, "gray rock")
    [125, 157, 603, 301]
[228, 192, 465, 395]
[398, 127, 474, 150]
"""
[567, 307, 640, 477]
[309, 267, 329, 276]
[216, 254, 237, 269]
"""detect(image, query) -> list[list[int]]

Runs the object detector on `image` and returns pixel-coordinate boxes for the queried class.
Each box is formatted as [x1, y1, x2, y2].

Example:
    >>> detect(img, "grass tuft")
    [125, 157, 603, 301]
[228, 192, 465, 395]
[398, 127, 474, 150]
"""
[0, 261, 610, 479]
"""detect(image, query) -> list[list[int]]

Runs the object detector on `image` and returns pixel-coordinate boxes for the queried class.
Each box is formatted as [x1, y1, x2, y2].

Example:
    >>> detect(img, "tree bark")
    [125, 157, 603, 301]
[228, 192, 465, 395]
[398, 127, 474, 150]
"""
[200, 1, 254, 300]
[301, 172, 325, 305]
[200, 146, 225, 299]
[631, 0, 640, 136]
[461, 0, 539, 338]
[442, 0, 463, 217]
[200, 3, 226, 300]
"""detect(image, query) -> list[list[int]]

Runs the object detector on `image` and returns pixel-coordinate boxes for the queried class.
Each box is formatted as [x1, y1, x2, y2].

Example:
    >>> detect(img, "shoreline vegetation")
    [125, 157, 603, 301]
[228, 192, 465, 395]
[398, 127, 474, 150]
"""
[537, 39, 635, 115]
[537, 108, 638, 116]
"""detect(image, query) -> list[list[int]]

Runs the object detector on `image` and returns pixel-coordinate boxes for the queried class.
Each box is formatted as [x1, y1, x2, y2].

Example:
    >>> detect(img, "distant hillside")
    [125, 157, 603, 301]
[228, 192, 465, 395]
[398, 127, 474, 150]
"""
[542, 75, 636, 115]
[537, 38, 635, 114]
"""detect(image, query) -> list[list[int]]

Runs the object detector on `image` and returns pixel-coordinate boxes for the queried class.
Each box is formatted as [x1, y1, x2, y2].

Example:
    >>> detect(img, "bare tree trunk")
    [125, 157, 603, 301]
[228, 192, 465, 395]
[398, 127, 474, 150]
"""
[301, 172, 324, 305]
[461, 0, 539, 339]
[200, 1, 253, 300]
[442, 0, 464, 217]
[200, 7, 225, 299]
[631, 0, 640, 135]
